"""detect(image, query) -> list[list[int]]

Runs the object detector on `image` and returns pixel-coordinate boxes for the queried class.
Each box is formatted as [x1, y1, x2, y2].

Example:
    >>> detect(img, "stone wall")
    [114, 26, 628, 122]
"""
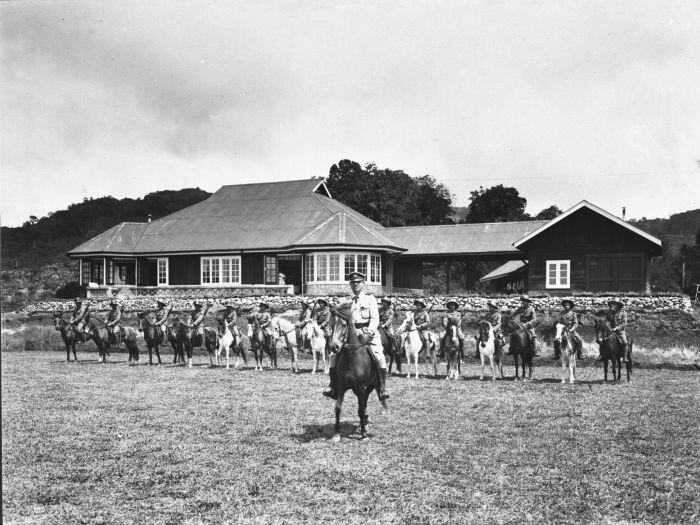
[304, 283, 384, 296]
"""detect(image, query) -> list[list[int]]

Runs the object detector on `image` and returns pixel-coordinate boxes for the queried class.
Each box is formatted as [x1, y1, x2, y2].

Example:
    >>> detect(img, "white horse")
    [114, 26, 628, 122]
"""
[303, 320, 328, 375]
[271, 316, 299, 373]
[477, 320, 499, 381]
[554, 322, 577, 384]
[214, 317, 236, 368]
[398, 311, 424, 379]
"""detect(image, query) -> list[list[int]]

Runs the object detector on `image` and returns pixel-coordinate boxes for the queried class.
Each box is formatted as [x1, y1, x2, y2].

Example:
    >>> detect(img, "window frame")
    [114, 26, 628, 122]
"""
[545, 259, 570, 289]
[305, 252, 381, 284]
[200, 256, 241, 286]
[157, 257, 169, 286]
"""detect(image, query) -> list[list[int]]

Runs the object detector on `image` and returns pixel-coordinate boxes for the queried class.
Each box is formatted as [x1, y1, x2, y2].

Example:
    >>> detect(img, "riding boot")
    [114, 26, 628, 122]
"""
[621, 344, 629, 363]
[576, 344, 583, 360]
[474, 340, 481, 360]
[438, 339, 445, 359]
[532, 336, 540, 356]
[459, 340, 465, 361]
[378, 368, 390, 400]
[322, 367, 337, 399]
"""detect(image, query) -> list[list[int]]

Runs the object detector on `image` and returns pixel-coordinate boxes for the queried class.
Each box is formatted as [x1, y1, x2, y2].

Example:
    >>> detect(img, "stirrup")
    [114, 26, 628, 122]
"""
[322, 388, 337, 399]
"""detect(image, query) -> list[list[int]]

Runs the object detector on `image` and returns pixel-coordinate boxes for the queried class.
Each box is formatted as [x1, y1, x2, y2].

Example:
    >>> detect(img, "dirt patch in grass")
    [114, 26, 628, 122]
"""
[2, 349, 699, 523]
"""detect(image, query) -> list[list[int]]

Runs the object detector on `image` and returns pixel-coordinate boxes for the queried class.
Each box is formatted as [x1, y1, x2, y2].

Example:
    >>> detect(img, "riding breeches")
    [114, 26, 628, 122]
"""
[329, 332, 387, 370]
[615, 330, 629, 345]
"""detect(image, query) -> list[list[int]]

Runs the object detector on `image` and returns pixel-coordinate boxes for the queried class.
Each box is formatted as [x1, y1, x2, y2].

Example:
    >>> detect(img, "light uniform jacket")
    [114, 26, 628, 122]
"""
[559, 310, 578, 332]
[155, 306, 172, 326]
[106, 307, 122, 335]
[484, 311, 502, 334]
[414, 309, 430, 336]
[296, 308, 312, 327]
[350, 291, 383, 353]
[379, 306, 395, 335]
[219, 309, 240, 335]
[315, 307, 331, 336]
[257, 311, 274, 336]
[605, 309, 627, 332]
[70, 303, 90, 324]
[514, 305, 536, 327]
[190, 305, 210, 335]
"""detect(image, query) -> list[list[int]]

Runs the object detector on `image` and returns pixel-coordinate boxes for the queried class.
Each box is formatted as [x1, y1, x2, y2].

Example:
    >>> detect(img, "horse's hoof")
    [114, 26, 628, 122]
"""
[331, 434, 341, 443]
[561, 379, 566, 384]
[359, 434, 370, 441]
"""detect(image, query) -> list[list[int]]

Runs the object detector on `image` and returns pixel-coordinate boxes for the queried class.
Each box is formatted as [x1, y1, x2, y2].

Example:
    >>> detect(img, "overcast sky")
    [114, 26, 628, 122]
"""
[2, 1, 699, 227]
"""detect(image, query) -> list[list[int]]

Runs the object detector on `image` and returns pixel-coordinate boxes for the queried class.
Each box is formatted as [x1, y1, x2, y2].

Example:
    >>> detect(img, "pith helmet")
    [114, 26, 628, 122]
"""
[487, 301, 498, 309]
[445, 300, 459, 310]
[156, 300, 167, 307]
[561, 299, 575, 309]
[74, 297, 83, 303]
[193, 301, 202, 309]
[259, 301, 269, 310]
[381, 296, 393, 305]
[316, 297, 329, 307]
[519, 294, 532, 303]
[414, 298, 426, 308]
[608, 297, 624, 308]
[347, 271, 366, 282]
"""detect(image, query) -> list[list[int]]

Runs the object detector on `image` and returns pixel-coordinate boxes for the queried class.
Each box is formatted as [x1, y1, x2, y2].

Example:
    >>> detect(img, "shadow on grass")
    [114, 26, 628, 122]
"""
[290, 422, 369, 442]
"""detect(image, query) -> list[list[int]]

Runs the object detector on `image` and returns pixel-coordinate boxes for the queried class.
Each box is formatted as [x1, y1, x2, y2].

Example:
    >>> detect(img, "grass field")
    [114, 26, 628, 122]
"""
[2, 318, 699, 524]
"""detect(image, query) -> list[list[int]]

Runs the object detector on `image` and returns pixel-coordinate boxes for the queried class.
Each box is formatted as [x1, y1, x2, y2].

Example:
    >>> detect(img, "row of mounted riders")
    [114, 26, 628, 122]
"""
[53, 294, 632, 383]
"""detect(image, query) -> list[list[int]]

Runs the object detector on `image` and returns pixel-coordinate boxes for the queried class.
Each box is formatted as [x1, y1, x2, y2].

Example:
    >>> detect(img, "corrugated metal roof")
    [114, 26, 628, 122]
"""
[293, 211, 404, 250]
[385, 221, 547, 256]
[69, 222, 149, 255]
[479, 260, 528, 282]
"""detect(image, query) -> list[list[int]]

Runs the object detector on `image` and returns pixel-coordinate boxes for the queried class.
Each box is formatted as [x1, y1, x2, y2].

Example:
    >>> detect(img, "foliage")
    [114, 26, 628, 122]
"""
[534, 205, 563, 220]
[327, 160, 453, 226]
[464, 184, 528, 223]
[55, 281, 83, 299]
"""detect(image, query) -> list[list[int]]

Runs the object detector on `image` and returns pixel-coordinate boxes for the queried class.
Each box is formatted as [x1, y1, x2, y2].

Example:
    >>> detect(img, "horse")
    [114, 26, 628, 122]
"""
[444, 320, 461, 380]
[328, 303, 387, 441]
[137, 312, 164, 365]
[553, 323, 578, 384]
[86, 314, 141, 364]
[214, 316, 236, 368]
[477, 321, 503, 381]
[53, 313, 84, 361]
[247, 318, 272, 370]
[271, 316, 299, 373]
[180, 321, 218, 368]
[303, 320, 328, 374]
[503, 313, 535, 380]
[398, 311, 424, 379]
[594, 319, 633, 382]
[379, 326, 402, 374]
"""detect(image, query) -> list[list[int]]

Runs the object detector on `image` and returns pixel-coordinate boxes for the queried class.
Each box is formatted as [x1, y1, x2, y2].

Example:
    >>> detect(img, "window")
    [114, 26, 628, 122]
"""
[81, 260, 90, 285]
[157, 258, 169, 286]
[264, 256, 277, 284]
[106, 260, 114, 285]
[90, 260, 103, 284]
[305, 252, 381, 284]
[546, 260, 570, 289]
[200, 256, 241, 285]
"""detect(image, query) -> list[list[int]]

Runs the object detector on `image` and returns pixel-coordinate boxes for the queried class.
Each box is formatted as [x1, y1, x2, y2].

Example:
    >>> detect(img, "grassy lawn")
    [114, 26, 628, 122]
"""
[2, 319, 699, 523]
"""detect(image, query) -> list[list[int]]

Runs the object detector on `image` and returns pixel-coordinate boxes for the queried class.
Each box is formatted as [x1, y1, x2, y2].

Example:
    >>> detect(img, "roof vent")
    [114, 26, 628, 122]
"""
[147, 214, 152, 223]
[622, 207, 626, 221]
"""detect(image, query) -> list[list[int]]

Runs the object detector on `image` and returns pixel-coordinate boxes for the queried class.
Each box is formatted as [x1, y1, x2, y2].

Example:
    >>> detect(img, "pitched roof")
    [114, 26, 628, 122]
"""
[385, 221, 547, 257]
[69, 222, 149, 255]
[293, 211, 404, 250]
[479, 260, 528, 282]
[68, 178, 401, 256]
[513, 200, 662, 249]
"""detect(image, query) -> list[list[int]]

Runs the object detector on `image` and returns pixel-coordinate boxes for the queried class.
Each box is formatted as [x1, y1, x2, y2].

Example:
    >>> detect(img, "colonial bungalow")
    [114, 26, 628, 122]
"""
[68, 178, 662, 298]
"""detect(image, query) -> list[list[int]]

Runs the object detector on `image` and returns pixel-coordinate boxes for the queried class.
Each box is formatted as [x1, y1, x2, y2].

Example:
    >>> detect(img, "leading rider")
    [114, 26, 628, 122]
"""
[557, 299, 583, 360]
[70, 297, 92, 336]
[439, 300, 465, 359]
[598, 297, 630, 362]
[512, 294, 538, 356]
[323, 271, 390, 401]
[105, 299, 123, 348]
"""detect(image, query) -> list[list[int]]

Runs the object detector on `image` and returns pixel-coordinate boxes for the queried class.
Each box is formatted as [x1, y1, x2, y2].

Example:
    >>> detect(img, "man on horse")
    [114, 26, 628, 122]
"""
[153, 299, 173, 343]
[69, 297, 92, 335]
[378, 296, 395, 338]
[412, 298, 431, 355]
[513, 295, 538, 356]
[323, 271, 390, 401]
[105, 299, 123, 347]
[188, 300, 212, 344]
[256, 301, 275, 350]
[295, 298, 314, 351]
[219, 301, 242, 339]
[476, 301, 502, 360]
[598, 298, 630, 362]
[439, 300, 465, 359]
[557, 299, 583, 360]
[314, 298, 332, 339]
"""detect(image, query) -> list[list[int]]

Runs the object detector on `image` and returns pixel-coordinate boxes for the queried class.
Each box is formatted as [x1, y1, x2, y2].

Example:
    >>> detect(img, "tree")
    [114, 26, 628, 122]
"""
[326, 160, 453, 227]
[464, 185, 527, 223]
[534, 205, 563, 220]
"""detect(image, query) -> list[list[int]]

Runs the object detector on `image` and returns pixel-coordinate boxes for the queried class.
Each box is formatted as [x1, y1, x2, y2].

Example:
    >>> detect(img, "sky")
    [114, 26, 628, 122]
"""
[2, 0, 699, 227]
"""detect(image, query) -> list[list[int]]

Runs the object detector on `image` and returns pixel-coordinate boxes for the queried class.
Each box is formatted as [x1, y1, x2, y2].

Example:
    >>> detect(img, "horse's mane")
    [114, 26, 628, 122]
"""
[332, 302, 353, 323]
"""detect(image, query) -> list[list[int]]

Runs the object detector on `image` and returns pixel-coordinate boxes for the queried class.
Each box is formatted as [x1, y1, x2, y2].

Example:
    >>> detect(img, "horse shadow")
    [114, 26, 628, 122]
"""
[289, 422, 369, 442]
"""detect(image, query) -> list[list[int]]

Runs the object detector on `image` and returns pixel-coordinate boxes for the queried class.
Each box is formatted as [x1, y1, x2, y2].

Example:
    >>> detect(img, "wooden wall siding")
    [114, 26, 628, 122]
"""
[525, 208, 652, 292]
[242, 253, 265, 285]
[169, 255, 200, 285]
[381, 255, 387, 286]
[393, 258, 423, 289]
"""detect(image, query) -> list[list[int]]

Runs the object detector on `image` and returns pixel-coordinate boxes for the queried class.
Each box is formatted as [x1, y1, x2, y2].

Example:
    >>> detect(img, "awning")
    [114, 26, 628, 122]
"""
[479, 260, 528, 282]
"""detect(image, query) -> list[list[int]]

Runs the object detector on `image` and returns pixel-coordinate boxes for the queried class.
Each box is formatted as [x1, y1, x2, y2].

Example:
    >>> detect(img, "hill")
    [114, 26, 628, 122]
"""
[629, 209, 700, 255]
[1, 188, 211, 310]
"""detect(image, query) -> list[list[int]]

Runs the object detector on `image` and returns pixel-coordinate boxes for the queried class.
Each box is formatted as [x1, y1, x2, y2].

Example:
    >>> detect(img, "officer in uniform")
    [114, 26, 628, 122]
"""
[413, 299, 431, 354]
[105, 299, 123, 347]
[219, 301, 242, 338]
[476, 301, 502, 359]
[70, 297, 92, 335]
[295, 299, 314, 352]
[154, 300, 173, 343]
[439, 300, 465, 359]
[189, 300, 212, 344]
[378, 297, 395, 337]
[513, 295, 538, 356]
[257, 302, 275, 349]
[601, 298, 630, 362]
[558, 299, 583, 360]
[323, 271, 389, 401]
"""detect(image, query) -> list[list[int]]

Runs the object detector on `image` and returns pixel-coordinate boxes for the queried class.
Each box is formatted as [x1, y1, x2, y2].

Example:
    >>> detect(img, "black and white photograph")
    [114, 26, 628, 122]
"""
[2, 1, 699, 523]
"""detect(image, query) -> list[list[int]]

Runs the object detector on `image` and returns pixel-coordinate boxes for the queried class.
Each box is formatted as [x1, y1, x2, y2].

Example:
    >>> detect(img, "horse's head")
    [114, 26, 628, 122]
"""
[398, 311, 415, 333]
[554, 322, 565, 341]
[478, 320, 492, 347]
[246, 323, 254, 338]
[593, 318, 610, 343]
[53, 312, 63, 331]
[216, 316, 227, 337]
[329, 302, 356, 351]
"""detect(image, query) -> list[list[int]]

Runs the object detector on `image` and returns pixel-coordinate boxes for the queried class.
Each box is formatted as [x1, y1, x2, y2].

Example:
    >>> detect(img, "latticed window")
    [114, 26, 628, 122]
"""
[106, 260, 115, 285]
[211, 259, 220, 284]
[306, 252, 381, 284]
[264, 256, 277, 284]
[304, 254, 315, 282]
[328, 254, 340, 281]
[157, 258, 168, 286]
[546, 260, 569, 289]
[370, 254, 381, 283]
[201, 256, 241, 285]
[81, 260, 91, 285]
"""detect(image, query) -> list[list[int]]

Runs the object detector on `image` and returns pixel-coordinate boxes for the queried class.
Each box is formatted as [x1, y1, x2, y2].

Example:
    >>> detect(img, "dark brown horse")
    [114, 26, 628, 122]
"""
[86, 314, 141, 364]
[379, 326, 402, 374]
[503, 313, 534, 380]
[594, 319, 633, 382]
[177, 320, 218, 368]
[137, 312, 164, 365]
[53, 313, 86, 361]
[328, 304, 387, 442]
[247, 316, 276, 370]
[444, 319, 461, 380]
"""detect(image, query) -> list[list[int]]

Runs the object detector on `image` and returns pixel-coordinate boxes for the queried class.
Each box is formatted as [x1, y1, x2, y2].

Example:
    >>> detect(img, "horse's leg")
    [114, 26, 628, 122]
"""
[570, 352, 576, 384]
[513, 354, 519, 380]
[332, 390, 345, 443]
[490, 354, 496, 381]
[358, 390, 369, 440]
[603, 358, 609, 382]
[561, 352, 567, 384]
[480, 352, 485, 380]
[65, 341, 71, 362]
[626, 343, 632, 382]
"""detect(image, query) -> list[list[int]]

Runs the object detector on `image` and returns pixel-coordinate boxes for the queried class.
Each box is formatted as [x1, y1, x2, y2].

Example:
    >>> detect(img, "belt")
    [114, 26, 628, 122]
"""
[354, 322, 369, 328]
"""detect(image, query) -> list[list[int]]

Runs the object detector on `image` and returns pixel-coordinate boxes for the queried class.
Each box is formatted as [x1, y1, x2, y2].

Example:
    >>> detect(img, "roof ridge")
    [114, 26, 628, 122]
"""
[291, 212, 340, 245]
[386, 220, 548, 230]
[218, 178, 322, 189]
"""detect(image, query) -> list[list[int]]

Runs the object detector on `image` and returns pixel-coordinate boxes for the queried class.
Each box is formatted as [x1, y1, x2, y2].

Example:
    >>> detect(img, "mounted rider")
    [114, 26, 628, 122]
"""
[70, 297, 92, 335]
[600, 298, 630, 362]
[323, 271, 390, 401]
[439, 300, 465, 359]
[413, 298, 431, 354]
[256, 301, 275, 349]
[219, 301, 242, 338]
[513, 295, 538, 356]
[105, 299, 123, 346]
[153, 299, 172, 342]
[378, 296, 395, 337]
[314, 298, 332, 339]
[558, 299, 583, 360]
[189, 300, 212, 343]
[476, 301, 502, 359]
[295, 298, 314, 351]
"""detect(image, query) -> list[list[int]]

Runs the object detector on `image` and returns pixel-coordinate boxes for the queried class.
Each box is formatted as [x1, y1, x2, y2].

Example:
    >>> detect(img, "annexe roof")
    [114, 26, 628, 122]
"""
[513, 200, 662, 250]
[68, 178, 400, 256]
[385, 221, 547, 257]
[69, 222, 149, 255]
[479, 260, 528, 282]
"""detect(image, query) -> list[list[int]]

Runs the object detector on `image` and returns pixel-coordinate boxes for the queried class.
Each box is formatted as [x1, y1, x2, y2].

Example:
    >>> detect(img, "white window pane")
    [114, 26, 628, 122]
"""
[202, 259, 210, 284]
[329, 254, 339, 281]
[222, 258, 230, 283]
[211, 259, 220, 283]
[357, 254, 367, 277]
[344, 254, 355, 280]
[318, 254, 328, 282]
[232, 258, 240, 283]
